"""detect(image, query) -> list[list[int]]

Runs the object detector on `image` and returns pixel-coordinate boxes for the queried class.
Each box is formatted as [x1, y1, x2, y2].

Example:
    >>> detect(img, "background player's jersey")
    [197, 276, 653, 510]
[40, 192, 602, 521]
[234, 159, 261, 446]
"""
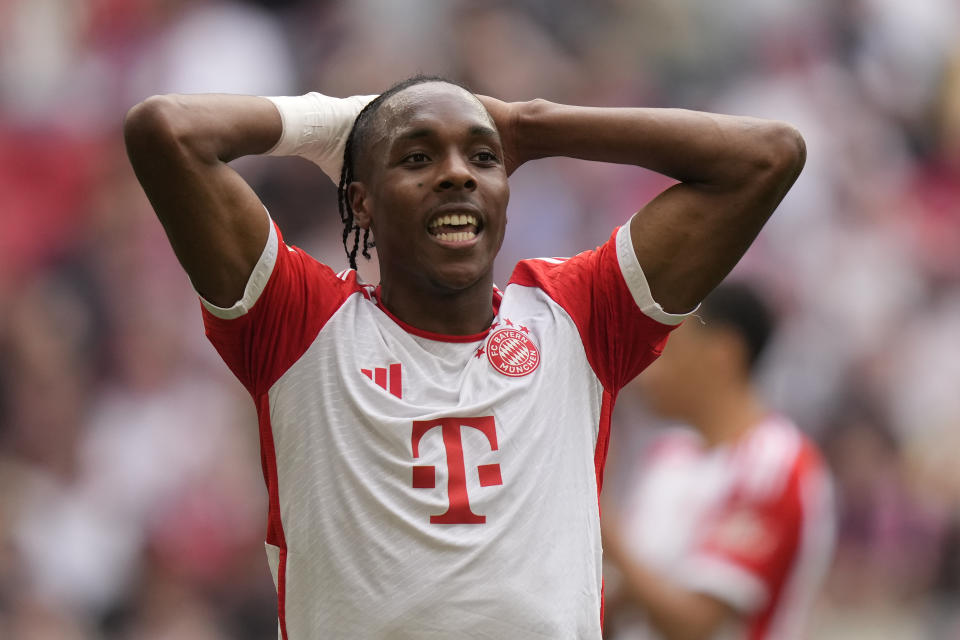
[200, 214, 689, 639]
[613, 417, 836, 640]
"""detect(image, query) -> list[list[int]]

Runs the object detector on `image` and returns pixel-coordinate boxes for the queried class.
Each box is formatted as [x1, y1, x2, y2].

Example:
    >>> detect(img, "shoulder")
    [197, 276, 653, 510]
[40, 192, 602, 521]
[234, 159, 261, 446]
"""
[508, 225, 619, 288]
[732, 416, 828, 503]
[206, 220, 367, 320]
[509, 224, 692, 327]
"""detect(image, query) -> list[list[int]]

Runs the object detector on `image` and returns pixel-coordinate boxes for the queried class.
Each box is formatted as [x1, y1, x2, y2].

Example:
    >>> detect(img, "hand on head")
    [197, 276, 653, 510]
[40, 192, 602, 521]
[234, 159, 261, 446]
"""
[475, 94, 524, 175]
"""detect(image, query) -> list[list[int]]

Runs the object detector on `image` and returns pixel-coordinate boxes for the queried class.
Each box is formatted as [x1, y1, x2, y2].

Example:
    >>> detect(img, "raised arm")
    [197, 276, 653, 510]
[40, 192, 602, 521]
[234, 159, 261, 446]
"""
[124, 94, 281, 307]
[480, 98, 805, 313]
[124, 91, 374, 307]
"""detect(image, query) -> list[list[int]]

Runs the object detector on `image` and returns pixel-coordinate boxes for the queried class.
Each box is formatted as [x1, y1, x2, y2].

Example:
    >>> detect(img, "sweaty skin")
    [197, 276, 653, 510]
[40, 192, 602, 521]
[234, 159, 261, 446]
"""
[348, 84, 510, 336]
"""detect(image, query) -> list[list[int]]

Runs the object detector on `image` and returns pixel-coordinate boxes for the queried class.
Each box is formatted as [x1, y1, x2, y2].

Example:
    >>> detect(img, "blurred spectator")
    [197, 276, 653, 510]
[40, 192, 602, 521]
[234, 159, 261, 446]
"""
[602, 283, 835, 639]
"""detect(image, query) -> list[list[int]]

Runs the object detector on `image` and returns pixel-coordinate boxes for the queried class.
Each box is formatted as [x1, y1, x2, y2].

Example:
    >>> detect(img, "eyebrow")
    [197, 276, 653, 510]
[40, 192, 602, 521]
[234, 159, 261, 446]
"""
[468, 125, 499, 139]
[396, 125, 499, 141]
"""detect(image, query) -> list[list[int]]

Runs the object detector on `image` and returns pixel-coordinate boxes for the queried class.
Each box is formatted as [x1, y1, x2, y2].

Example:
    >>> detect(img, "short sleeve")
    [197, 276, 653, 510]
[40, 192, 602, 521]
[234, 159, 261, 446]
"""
[675, 458, 807, 614]
[200, 215, 361, 396]
[508, 220, 695, 391]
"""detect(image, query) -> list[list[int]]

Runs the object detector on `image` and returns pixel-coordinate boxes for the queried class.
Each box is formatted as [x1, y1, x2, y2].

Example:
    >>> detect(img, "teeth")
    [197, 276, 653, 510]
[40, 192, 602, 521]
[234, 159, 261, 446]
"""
[436, 231, 477, 242]
[430, 214, 478, 228]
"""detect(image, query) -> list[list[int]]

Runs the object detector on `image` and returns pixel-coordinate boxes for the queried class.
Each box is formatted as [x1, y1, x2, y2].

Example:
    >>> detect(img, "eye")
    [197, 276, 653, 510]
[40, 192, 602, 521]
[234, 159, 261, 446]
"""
[473, 150, 499, 164]
[403, 152, 430, 164]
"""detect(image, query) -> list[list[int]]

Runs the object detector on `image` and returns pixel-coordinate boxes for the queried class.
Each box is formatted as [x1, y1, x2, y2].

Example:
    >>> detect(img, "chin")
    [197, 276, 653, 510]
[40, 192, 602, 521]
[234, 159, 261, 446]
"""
[430, 265, 489, 293]
[421, 251, 492, 289]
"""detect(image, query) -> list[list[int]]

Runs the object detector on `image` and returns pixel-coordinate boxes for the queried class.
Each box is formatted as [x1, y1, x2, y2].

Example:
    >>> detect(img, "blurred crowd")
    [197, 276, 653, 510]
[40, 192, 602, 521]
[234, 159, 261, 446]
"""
[0, 0, 958, 638]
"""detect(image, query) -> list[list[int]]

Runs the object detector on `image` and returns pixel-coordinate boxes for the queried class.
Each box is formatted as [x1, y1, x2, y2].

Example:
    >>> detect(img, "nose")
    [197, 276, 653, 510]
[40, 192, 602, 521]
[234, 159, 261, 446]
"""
[435, 152, 476, 191]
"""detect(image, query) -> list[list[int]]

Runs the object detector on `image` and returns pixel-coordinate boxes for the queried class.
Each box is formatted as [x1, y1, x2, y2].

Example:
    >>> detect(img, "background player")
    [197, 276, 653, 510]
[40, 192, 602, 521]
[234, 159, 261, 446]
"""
[123, 78, 805, 638]
[602, 282, 836, 640]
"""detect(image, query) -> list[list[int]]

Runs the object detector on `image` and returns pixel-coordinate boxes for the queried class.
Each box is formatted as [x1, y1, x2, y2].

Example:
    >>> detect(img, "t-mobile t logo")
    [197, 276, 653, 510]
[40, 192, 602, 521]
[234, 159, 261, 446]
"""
[411, 416, 502, 524]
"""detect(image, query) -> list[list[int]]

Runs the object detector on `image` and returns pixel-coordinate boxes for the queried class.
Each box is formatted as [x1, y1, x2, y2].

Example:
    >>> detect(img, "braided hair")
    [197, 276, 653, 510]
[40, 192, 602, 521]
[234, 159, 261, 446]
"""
[336, 74, 474, 269]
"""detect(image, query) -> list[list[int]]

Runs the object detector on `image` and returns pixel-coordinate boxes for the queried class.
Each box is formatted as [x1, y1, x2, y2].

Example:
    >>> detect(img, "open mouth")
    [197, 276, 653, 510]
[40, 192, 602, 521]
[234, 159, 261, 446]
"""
[427, 212, 483, 242]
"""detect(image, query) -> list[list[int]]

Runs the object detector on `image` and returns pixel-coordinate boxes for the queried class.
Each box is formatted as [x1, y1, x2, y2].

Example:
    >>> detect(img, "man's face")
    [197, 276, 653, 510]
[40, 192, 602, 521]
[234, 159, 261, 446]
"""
[349, 82, 509, 294]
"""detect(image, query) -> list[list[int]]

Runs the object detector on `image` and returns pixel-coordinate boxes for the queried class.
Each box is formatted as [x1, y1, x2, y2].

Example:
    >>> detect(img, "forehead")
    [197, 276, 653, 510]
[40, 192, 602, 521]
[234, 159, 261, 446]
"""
[376, 83, 496, 141]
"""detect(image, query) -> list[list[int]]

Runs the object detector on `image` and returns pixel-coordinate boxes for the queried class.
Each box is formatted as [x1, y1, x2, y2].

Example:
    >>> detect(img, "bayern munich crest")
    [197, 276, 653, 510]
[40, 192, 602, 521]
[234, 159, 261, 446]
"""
[486, 327, 540, 377]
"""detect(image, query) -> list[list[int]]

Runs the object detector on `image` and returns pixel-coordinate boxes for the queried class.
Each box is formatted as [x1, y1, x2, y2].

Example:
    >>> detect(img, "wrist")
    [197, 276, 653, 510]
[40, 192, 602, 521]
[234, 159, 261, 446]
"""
[510, 98, 555, 164]
[263, 92, 376, 181]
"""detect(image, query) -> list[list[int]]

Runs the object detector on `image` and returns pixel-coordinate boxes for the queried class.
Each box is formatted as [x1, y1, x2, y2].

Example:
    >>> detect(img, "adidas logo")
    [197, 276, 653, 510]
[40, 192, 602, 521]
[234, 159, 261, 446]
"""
[361, 363, 402, 399]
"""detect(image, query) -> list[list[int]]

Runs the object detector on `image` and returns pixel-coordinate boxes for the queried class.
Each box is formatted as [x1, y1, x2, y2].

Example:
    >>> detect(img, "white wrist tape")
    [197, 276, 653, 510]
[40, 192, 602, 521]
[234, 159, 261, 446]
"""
[263, 92, 377, 183]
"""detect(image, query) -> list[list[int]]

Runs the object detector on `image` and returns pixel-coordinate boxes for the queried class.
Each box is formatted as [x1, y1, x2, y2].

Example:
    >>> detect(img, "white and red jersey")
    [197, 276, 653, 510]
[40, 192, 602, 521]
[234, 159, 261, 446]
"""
[199, 213, 689, 639]
[612, 417, 835, 640]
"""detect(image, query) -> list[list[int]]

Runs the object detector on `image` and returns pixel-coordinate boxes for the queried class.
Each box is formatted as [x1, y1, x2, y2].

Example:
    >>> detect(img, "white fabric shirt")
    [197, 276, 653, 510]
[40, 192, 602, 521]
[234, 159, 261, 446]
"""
[201, 215, 688, 639]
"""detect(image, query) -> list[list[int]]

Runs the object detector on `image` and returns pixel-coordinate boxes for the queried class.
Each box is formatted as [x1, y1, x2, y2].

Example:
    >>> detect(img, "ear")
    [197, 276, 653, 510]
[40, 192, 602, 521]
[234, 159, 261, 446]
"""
[348, 182, 371, 229]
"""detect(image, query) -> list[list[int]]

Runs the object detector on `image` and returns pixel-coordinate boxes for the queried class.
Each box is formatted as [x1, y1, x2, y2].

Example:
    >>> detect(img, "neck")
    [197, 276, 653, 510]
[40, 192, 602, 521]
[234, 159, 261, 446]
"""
[687, 380, 766, 448]
[378, 273, 496, 336]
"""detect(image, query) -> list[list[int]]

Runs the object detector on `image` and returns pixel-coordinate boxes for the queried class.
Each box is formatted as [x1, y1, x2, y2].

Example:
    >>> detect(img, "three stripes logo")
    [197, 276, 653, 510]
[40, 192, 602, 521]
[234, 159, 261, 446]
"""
[361, 363, 403, 398]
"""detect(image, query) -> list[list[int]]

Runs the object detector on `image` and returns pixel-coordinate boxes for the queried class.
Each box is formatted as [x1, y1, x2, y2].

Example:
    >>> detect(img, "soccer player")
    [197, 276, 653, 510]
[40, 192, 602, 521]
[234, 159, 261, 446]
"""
[602, 282, 836, 640]
[123, 76, 805, 638]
